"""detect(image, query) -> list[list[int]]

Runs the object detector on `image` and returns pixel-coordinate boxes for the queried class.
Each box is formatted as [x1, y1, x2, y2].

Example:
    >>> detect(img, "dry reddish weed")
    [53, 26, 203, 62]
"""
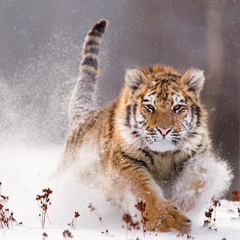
[42, 232, 48, 240]
[63, 229, 73, 239]
[203, 199, 221, 231]
[36, 188, 53, 228]
[68, 211, 80, 229]
[0, 182, 18, 229]
[88, 203, 102, 223]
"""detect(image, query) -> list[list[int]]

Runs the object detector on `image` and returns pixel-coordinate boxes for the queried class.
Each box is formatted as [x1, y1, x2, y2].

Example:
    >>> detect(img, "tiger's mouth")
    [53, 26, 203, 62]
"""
[144, 135, 179, 152]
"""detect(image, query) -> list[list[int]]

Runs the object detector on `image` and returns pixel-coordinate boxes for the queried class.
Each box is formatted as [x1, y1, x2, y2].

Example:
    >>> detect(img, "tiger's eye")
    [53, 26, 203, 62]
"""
[173, 105, 186, 113]
[173, 105, 181, 111]
[146, 104, 155, 112]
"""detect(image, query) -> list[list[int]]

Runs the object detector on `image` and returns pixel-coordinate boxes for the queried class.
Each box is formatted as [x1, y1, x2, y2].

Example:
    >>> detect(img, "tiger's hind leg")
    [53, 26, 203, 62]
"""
[68, 20, 108, 129]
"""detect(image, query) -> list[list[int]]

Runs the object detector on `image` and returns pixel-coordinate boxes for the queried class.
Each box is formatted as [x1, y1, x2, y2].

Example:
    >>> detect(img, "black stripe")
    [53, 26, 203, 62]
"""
[132, 103, 137, 117]
[88, 30, 103, 37]
[191, 105, 195, 123]
[140, 149, 154, 165]
[121, 151, 149, 171]
[172, 139, 178, 145]
[108, 103, 116, 139]
[84, 47, 99, 55]
[138, 75, 144, 85]
[85, 40, 99, 47]
[132, 103, 138, 124]
[162, 94, 168, 102]
[131, 85, 139, 92]
[194, 105, 201, 126]
[166, 73, 180, 79]
[82, 57, 98, 69]
[191, 105, 201, 126]
[132, 130, 141, 138]
[148, 90, 156, 97]
[86, 113, 100, 131]
[75, 127, 84, 145]
[121, 164, 134, 171]
[197, 144, 203, 148]
[159, 79, 169, 87]
[126, 105, 131, 126]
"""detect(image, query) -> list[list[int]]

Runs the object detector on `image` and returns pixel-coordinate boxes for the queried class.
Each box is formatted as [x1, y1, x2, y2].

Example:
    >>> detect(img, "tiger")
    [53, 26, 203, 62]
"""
[58, 19, 232, 233]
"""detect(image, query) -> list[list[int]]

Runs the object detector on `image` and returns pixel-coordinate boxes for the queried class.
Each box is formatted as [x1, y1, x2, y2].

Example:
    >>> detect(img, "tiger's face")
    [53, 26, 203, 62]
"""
[121, 65, 206, 153]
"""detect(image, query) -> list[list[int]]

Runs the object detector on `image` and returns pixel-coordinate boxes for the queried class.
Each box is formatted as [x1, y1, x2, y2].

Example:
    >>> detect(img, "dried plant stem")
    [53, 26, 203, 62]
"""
[88, 203, 102, 223]
[0, 183, 17, 229]
[36, 188, 53, 228]
[68, 211, 80, 229]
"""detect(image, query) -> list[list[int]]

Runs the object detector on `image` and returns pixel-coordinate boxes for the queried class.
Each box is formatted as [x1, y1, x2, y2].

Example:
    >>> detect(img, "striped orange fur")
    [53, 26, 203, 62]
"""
[59, 20, 232, 233]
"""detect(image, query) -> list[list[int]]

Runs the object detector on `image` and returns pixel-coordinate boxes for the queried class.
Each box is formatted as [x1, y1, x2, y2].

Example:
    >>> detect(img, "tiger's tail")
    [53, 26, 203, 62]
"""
[68, 19, 108, 127]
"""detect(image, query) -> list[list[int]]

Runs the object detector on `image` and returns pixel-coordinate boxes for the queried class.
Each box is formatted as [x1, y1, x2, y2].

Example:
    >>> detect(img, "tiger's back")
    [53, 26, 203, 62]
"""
[60, 20, 232, 233]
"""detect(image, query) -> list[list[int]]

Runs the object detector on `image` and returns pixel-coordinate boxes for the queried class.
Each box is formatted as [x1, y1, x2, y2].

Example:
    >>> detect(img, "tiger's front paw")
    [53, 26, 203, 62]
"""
[145, 202, 191, 233]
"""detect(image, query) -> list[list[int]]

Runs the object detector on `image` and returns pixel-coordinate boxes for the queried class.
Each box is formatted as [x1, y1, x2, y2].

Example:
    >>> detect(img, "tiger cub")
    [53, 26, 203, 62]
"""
[59, 19, 232, 233]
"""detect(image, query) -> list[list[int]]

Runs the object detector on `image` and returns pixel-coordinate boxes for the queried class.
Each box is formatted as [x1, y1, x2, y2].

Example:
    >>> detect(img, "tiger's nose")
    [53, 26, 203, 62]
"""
[157, 127, 172, 136]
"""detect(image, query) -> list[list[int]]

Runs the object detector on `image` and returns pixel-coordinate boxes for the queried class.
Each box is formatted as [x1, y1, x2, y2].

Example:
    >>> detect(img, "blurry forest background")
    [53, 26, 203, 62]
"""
[0, 0, 239, 195]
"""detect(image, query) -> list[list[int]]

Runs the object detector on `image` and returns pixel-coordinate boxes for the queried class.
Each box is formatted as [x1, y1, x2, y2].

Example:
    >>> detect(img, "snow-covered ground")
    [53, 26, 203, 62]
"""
[0, 145, 239, 240]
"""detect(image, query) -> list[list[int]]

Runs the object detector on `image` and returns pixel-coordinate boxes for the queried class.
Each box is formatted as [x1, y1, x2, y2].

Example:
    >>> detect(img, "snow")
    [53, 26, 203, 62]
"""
[0, 145, 239, 240]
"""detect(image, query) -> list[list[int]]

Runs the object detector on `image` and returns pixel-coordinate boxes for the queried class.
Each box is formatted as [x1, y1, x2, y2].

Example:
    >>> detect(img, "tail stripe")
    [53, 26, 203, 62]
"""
[89, 30, 104, 37]
[83, 47, 99, 55]
[81, 57, 98, 70]
[85, 40, 99, 47]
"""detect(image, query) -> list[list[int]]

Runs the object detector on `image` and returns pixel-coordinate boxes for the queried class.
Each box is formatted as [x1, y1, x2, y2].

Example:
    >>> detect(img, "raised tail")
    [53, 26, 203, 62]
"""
[68, 19, 108, 128]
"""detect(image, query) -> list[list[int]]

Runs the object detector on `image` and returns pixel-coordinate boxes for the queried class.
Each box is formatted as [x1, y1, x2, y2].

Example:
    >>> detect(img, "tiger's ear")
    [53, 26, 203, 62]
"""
[125, 68, 147, 91]
[181, 68, 204, 98]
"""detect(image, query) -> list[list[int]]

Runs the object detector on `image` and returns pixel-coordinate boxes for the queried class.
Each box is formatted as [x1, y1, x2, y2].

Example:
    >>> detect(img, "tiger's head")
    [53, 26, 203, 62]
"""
[118, 65, 208, 153]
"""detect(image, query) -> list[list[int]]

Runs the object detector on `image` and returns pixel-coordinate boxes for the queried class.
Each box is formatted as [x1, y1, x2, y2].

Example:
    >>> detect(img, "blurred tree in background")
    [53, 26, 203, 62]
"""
[0, 0, 239, 194]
